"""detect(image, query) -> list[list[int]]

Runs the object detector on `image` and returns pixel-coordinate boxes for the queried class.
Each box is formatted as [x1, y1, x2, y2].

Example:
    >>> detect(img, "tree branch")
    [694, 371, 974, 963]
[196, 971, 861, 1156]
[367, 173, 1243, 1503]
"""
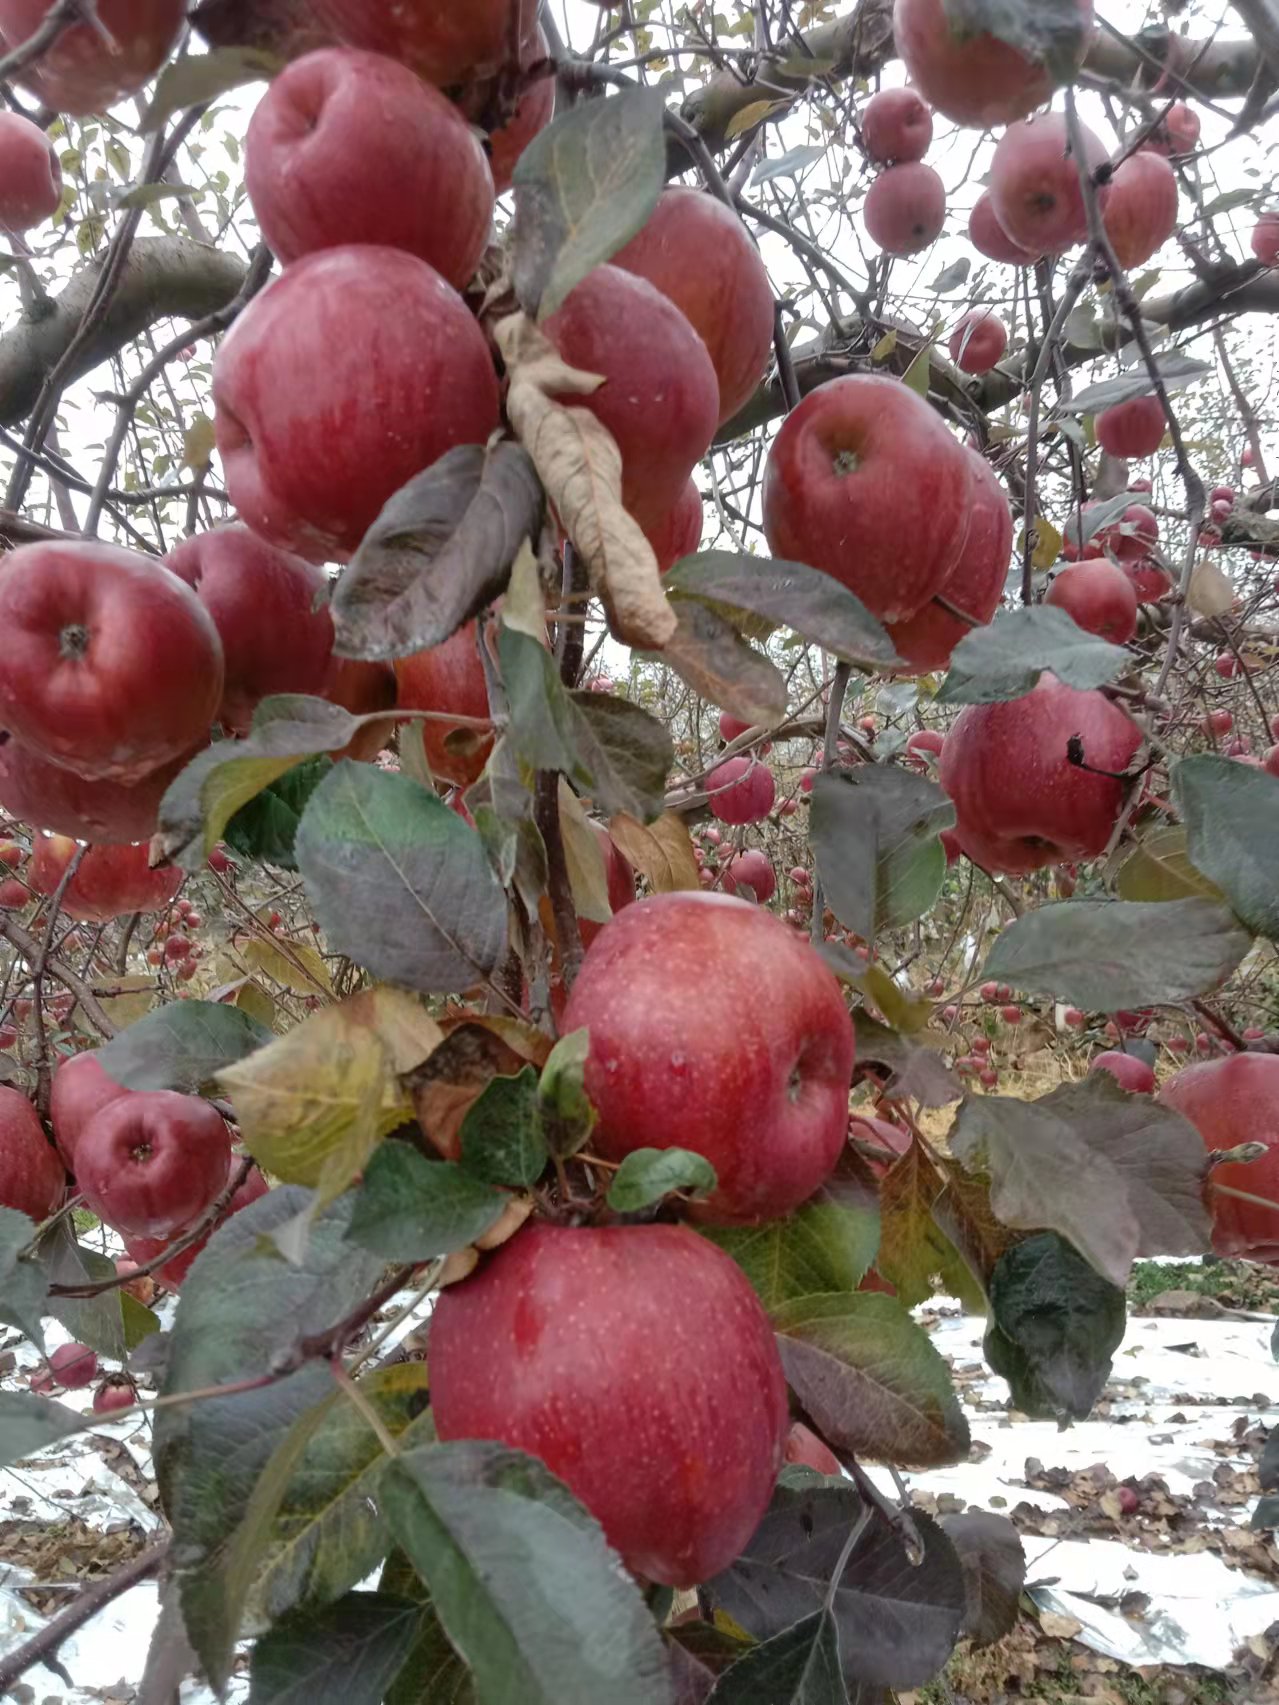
[0, 1538, 170, 1693]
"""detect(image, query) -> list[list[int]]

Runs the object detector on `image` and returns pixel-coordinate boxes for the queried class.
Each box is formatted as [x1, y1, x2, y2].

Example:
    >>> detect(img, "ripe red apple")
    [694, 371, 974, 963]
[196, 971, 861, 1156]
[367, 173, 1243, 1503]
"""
[430, 1218, 789, 1585]
[213, 246, 502, 561]
[886, 447, 1012, 671]
[1252, 213, 1279, 267]
[0, 112, 60, 232]
[50, 1050, 131, 1168]
[610, 187, 775, 426]
[75, 1090, 230, 1238]
[1096, 395, 1165, 460]
[29, 835, 183, 923]
[862, 87, 932, 164]
[1090, 1050, 1156, 1093]
[245, 47, 494, 288]
[1146, 100, 1200, 157]
[644, 478, 703, 574]
[1123, 555, 1172, 604]
[1045, 558, 1138, 643]
[125, 1165, 270, 1290]
[0, 733, 193, 845]
[1103, 150, 1178, 270]
[302, 0, 530, 88]
[968, 193, 1040, 265]
[0, 1083, 64, 1221]
[948, 309, 1008, 375]
[562, 892, 855, 1223]
[939, 674, 1143, 874]
[990, 114, 1110, 255]
[1262, 745, 1279, 777]
[166, 525, 334, 733]
[0, 541, 223, 784]
[864, 161, 946, 255]
[0, 877, 26, 908]
[92, 1379, 135, 1415]
[1215, 653, 1239, 680]
[893, 0, 1093, 127]
[0, 0, 185, 114]
[324, 656, 397, 763]
[719, 711, 762, 745]
[722, 849, 776, 903]
[543, 264, 718, 529]
[463, 28, 553, 195]
[705, 755, 775, 825]
[906, 729, 946, 759]
[49, 1342, 97, 1388]
[1203, 709, 1234, 737]
[763, 373, 972, 623]
[0, 842, 20, 868]
[848, 1111, 913, 1178]
[1158, 1054, 1279, 1262]
[394, 620, 492, 787]
[784, 1421, 843, 1476]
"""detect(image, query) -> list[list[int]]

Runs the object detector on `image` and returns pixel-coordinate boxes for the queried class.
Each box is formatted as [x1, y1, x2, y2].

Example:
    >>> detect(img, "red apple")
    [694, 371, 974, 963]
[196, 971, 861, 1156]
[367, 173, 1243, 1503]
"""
[862, 87, 932, 164]
[940, 674, 1143, 874]
[29, 835, 182, 923]
[848, 1111, 913, 1177]
[784, 1421, 843, 1476]
[324, 656, 398, 763]
[968, 193, 1040, 264]
[1203, 709, 1234, 737]
[49, 1341, 97, 1388]
[763, 373, 972, 623]
[1159, 1054, 1279, 1262]
[0, 734, 193, 845]
[0, 111, 60, 231]
[301, 0, 530, 89]
[544, 264, 719, 529]
[1090, 1050, 1156, 1094]
[611, 186, 775, 426]
[0, 877, 26, 908]
[1262, 745, 1279, 777]
[464, 28, 554, 195]
[705, 755, 775, 825]
[1096, 395, 1165, 460]
[92, 1379, 136, 1415]
[213, 245, 501, 561]
[864, 161, 946, 256]
[0, 1083, 64, 1221]
[0, 0, 185, 114]
[1252, 212, 1279, 267]
[430, 1218, 789, 1585]
[1045, 558, 1139, 643]
[0, 541, 223, 784]
[0, 842, 20, 868]
[394, 620, 492, 787]
[990, 113, 1110, 255]
[75, 1090, 231, 1238]
[50, 1049, 131, 1167]
[1146, 101, 1200, 157]
[643, 478, 703, 574]
[948, 308, 1008, 374]
[906, 730, 946, 759]
[886, 447, 1012, 671]
[245, 47, 494, 288]
[722, 849, 776, 903]
[166, 524, 334, 733]
[1215, 653, 1239, 680]
[1103, 150, 1178, 270]
[893, 0, 1093, 127]
[719, 711, 760, 745]
[562, 892, 855, 1223]
[125, 1165, 270, 1290]
[1123, 555, 1172, 604]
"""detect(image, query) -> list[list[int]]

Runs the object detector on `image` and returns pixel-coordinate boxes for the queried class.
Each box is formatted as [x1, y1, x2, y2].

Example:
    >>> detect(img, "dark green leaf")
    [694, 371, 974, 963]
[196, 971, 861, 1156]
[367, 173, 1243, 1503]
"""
[345, 1143, 506, 1263]
[984, 1233, 1126, 1421]
[939, 1512, 1025, 1648]
[982, 897, 1252, 1008]
[294, 764, 508, 995]
[226, 757, 333, 871]
[0, 1208, 47, 1349]
[1173, 755, 1279, 940]
[0, 1389, 85, 1468]
[248, 1592, 422, 1705]
[513, 86, 667, 320]
[97, 1002, 271, 1093]
[651, 598, 789, 725]
[664, 553, 898, 669]
[459, 1068, 548, 1188]
[333, 444, 543, 661]
[774, 1291, 970, 1468]
[1063, 353, 1211, 415]
[142, 44, 279, 131]
[607, 1147, 718, 1212]
[937, 607, 1127, 704]
[708, 1610, 845, 1703]
[1251, 1496, 1279, 1531]
[383, 1441, 672, 1705]
[810, 769, 953, 940]
[930, 257, 971, 294]
[851, 1014, 961, 1109]
[383, 1581, 476, 1705]
[38, 1224, 125, 1359]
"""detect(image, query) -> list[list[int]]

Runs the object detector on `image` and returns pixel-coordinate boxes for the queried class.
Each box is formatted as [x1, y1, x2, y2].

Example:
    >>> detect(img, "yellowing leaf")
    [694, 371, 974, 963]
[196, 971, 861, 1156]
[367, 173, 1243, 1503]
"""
[99, 973, 157, 1029]
[902, 348, 931, 397]
[852, 963, 933, 1035]
[234, 980, 275, 1033]
[1117, 826, 1224, 904]
[243, 936, 334, 997]
[871, 330, 897, 362]
[1028, 518, 1063, 572]
[725, 98, 789, 140]
[182, 413, 216, 470]
[609, 811, 700, 893]
[1188, 556, 1235, 618]
[219, 987, 444, 1198]
[558, 782, 612, 924]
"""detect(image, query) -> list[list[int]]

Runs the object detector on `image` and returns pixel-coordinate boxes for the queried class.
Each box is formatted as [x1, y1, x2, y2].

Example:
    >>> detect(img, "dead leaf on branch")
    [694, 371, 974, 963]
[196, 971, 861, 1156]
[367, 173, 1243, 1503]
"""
[494, 312, 677, 651]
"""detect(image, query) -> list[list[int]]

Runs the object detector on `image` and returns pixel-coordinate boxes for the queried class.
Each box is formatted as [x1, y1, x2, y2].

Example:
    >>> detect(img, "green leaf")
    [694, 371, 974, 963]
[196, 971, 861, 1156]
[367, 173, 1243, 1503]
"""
[382, 1442, 672, 1705]
[0, 1390, 85, 1470]
[774, 1291, 970, 1468]
[459, 1067, 548, 1188]
[156, 697, 366, 870]
[1116, 825, 1225, 904]
[141, 45, 280, 131]
[981, 897, 1252, 1009]
[930, 257, 972, 294]
[0, 1208, 47, 1349]
[650, 598, 789, 725]
[810, 769, 953, 940]
[248, 1592, 422, 1705]
[226, 757, 333, 871]
[984, 1233, 1126, 1421]
[537, 1030, 597, 1159]
[937, 607, 1127, 704]
[38, 1225, 126, 1359]
[607, 1148, 718, 1212]
[942, 0, 1091, 81]
[1173, 754, 1279, 940]
[96, 1001, 271, 1093]
[294, 764, 508, 995]
[707, 1609, 845, 1703]
[1062, 353, 1211, 415]
[513, 85, 667, 320]
[332, 444, 544, 662]
[664, 553, 899, 669]
[940, 1512, 1025, 1649]
[345, 1144, 506, 1263]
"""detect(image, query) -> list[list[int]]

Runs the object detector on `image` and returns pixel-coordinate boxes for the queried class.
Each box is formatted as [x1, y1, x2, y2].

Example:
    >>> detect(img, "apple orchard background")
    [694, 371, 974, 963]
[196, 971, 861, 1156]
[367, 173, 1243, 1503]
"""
[3, 1, 1279, 1703]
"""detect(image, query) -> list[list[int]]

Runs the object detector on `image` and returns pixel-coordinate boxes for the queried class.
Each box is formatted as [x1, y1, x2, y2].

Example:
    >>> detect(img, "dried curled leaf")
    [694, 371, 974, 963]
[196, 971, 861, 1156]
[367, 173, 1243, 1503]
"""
[495, 312, 677, 650]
